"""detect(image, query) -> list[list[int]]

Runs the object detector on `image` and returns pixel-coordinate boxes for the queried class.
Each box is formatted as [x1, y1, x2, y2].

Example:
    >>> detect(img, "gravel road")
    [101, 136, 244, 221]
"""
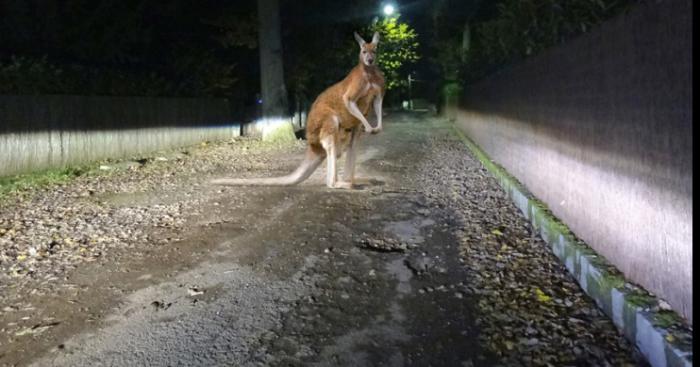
[0, 112, 645, 366]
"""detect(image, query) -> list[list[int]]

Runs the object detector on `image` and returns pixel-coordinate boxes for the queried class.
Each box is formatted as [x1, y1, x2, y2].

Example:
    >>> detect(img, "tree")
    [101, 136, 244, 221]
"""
[367, 16, 420, 93]
[0, 0, 259, 105]
[429, 0, 636, 85]
[257, 0, 289, 118]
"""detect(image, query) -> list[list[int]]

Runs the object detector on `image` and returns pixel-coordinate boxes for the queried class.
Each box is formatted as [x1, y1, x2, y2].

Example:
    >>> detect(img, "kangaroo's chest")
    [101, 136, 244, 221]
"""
[366, 72, 385, 94]
[358, 74, 384, 110]
[357, 92, 377, 113]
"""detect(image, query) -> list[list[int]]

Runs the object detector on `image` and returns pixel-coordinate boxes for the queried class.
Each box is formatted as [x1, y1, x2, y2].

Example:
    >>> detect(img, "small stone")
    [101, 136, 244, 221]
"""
[187, 287, 204, 296]
[658, 300, 672, 310]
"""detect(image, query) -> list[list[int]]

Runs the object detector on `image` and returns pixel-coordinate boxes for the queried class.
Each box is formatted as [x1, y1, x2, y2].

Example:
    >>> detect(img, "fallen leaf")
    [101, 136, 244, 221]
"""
[15, 322, 60, 336]
[187, 287, 204, 296]
[534, 288, 552, 303]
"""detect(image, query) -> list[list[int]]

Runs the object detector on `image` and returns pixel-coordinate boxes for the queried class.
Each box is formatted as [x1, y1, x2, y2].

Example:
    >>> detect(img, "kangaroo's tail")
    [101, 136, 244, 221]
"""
[210, 148, 324, 186]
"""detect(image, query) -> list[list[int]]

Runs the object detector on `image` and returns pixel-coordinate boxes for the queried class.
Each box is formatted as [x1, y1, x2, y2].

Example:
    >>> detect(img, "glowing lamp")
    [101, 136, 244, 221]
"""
[383, 4, 395, 15]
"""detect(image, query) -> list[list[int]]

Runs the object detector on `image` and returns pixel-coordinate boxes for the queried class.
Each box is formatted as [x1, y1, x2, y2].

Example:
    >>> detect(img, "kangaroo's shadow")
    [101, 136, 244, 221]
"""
[352, 178, 385, 190]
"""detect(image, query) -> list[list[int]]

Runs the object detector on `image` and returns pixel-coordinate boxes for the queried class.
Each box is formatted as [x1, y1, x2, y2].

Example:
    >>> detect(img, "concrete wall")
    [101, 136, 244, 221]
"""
[241, 110, 307, 138]
[0, 95, 240, 176]
[451, 0, 692, 322]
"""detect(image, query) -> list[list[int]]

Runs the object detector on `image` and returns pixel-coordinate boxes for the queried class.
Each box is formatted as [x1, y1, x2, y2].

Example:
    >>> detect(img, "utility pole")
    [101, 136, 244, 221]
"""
[408, 73, 414, 110]
[257, 0, 289, 118]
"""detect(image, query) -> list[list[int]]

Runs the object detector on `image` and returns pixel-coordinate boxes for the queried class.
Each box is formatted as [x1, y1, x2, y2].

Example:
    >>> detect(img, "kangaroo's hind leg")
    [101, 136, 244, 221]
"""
[320, 134, 337, 188]
[320, 117, 352, 189]
[341, 126, 360, 187]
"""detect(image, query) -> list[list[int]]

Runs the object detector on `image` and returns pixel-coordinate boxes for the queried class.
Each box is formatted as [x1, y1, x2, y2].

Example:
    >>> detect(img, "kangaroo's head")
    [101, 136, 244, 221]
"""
[354, 31, 380, 67]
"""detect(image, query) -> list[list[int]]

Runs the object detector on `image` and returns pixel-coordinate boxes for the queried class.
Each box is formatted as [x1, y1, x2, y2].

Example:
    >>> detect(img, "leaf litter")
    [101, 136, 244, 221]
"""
[415, 133, 646, 366]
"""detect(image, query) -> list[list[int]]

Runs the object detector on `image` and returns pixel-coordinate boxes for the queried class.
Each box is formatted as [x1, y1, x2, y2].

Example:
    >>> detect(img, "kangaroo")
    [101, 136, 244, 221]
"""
[210, 31, 385, 189]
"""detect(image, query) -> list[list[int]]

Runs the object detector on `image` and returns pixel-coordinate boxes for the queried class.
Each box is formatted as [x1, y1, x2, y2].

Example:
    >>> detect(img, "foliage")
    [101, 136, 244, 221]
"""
[0, 55, 238, 98]
[367, 16, 421, 91]
[0, 166, 93, 201]
[466, 0, 635, 80]
[204, 13, 258, 50]
[0, 56, 165, 96]
[281, 0, 420, 109]
[1, 0, 420, 111]
[0, 0, 256, 99]
[281, 0, 376, 108]
[430, 0, 636, 85]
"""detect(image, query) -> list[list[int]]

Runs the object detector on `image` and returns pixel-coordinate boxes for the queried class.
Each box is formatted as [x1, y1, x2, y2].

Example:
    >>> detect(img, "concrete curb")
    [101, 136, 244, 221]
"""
[451, 125, 693, 367]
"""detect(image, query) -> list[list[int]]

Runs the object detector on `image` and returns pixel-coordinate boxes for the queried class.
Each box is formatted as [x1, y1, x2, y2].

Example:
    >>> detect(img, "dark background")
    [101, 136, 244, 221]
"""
[0, 0, 634, 121]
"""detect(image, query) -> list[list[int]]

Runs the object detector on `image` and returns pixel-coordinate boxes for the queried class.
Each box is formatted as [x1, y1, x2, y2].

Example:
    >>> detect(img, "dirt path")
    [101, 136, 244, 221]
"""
[1, 112, 644, 366]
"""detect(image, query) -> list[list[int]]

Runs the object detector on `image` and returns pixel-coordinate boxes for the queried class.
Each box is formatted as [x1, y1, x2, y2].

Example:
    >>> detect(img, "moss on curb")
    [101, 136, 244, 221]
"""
[623, 289, 655, 308]
[0, 165, 100, 202]
[600, 273, 626, 290]
[653, 310, 683, 328]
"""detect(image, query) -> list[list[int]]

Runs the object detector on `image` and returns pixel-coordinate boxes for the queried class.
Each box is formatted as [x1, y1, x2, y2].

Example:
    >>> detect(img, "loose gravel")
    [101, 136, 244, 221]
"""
[0, 137, 305, 318]
[414, 129, 644, 366]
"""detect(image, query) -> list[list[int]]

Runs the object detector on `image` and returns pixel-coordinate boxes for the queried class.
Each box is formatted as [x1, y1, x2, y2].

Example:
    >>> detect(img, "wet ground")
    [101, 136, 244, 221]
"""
[0, 112, 645, 366]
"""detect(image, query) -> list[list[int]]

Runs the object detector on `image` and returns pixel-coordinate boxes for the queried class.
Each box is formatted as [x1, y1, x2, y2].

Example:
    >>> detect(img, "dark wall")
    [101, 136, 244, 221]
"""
[450, 0, 692, 321]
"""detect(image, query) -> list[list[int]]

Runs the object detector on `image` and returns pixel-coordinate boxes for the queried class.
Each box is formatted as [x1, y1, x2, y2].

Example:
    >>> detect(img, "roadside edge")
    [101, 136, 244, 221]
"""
[450, 124, 693, 367]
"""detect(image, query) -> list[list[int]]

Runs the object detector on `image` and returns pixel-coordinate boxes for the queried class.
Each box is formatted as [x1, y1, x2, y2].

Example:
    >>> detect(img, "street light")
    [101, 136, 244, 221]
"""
[383, 4, 395, 16]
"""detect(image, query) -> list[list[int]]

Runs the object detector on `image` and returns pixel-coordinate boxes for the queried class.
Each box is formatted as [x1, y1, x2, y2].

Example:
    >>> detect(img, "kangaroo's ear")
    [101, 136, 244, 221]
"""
[372, 31, 380, 44]
[354, 32, 366, 46]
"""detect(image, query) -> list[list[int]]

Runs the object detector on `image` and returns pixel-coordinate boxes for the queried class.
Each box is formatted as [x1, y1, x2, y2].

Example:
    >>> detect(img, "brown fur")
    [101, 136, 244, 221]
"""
[307, 48, 385, 154]
[211, 32, 385, 189]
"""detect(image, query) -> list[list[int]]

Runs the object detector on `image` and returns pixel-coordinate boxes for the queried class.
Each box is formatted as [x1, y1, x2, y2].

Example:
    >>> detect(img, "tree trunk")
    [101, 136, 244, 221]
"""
[257, 0, 289, 118]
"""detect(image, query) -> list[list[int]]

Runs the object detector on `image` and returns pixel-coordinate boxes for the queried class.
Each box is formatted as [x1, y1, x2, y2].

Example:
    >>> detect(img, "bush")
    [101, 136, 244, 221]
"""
[0, 55, 237, 97]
